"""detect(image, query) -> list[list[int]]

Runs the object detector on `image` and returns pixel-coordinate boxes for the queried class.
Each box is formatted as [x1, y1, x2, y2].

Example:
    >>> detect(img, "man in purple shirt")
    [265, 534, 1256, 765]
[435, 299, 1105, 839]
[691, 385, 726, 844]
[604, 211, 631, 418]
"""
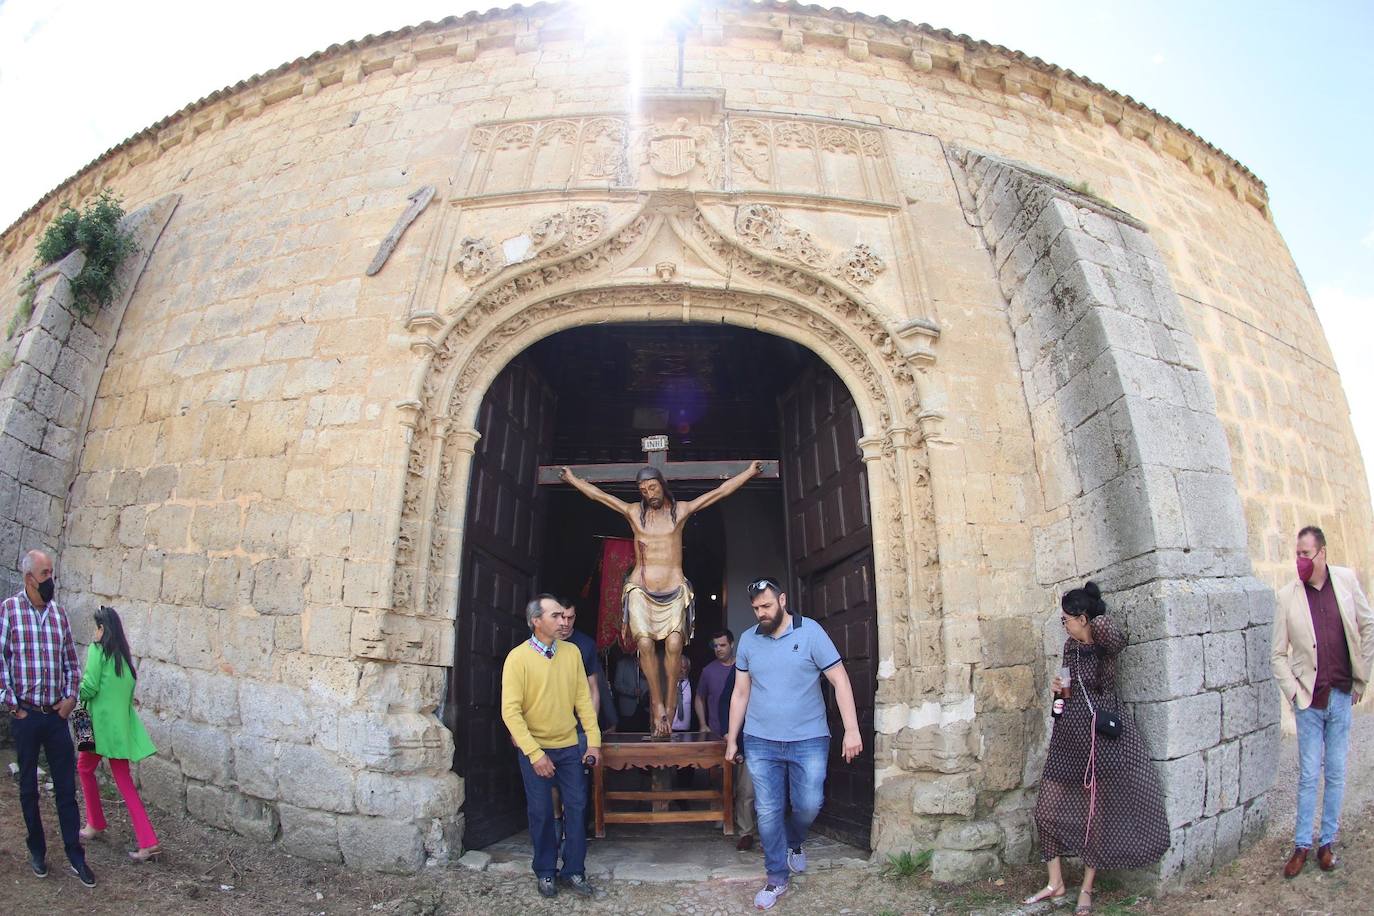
[1272, 526, 1374, 878]
[1, 550, 95, 887]
[693, 629, 756, 850]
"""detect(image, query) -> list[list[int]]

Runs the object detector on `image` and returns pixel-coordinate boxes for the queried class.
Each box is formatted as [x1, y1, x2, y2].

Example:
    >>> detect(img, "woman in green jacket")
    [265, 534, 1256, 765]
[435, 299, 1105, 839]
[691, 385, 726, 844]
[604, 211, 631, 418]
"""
[77, 605, 160, 861]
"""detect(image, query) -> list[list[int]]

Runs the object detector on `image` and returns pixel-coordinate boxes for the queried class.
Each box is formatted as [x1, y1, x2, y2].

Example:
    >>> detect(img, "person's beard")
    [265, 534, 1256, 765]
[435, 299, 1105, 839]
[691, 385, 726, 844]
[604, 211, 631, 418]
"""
[756, 607, 785, 635]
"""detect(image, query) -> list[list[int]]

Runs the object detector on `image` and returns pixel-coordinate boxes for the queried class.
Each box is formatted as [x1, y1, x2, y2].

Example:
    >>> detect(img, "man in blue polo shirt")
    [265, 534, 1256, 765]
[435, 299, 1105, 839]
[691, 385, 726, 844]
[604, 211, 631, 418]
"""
[724, 576, 863, 911]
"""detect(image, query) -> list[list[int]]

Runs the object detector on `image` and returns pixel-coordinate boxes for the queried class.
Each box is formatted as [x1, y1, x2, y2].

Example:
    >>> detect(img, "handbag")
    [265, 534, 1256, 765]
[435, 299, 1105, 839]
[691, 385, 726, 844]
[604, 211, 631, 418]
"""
[70, 703, 96, 753]
[1074, 652, 1121, 739]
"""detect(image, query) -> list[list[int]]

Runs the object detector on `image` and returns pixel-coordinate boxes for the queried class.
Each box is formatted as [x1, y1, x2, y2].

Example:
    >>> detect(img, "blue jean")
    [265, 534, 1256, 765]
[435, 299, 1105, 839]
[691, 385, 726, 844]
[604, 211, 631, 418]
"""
[1294, 687, 1352, 849]
[12, 709, 86, 866]
[516, 738, 588, 880]
[743, 735, 829, 884]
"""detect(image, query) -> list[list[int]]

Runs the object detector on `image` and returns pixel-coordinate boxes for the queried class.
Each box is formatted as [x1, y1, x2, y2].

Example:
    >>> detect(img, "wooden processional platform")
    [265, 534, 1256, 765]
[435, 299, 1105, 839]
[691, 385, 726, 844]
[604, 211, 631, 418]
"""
[593, 732, 736, 839]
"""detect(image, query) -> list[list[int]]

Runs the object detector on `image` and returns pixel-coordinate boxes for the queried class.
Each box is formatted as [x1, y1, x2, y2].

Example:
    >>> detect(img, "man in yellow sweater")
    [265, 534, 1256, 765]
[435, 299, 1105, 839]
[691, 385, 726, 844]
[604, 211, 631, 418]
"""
[502, 594, 601, 899]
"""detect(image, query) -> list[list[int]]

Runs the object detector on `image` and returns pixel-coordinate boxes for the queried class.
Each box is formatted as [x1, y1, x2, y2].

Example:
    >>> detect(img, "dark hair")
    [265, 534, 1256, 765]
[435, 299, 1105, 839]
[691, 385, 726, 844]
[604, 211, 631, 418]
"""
[746, 577, 784, 600]
[1061, 581, 1107, 620]
[1297, 525, 1326, 549]
[711, 628, 734, 644]
[635, 466, 677, 526]
[93, 605, 137, 679]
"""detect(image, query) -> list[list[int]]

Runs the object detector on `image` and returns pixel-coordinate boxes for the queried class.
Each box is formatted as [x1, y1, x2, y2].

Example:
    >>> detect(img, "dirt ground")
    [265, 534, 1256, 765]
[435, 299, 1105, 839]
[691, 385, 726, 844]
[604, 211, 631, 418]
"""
[1, 713, 1369, 916]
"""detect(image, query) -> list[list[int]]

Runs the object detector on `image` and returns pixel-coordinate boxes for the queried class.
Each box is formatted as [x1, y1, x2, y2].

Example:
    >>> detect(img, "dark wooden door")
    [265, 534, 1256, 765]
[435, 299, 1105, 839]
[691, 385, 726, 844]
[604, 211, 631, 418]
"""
[779, 363, 876, 850]
[450, 357, 556, 849]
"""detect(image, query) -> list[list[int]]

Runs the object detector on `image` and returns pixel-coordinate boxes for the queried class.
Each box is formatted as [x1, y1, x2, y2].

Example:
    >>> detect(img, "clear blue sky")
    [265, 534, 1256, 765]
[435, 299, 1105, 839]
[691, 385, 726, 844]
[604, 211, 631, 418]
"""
[2, 0, 1370, 494]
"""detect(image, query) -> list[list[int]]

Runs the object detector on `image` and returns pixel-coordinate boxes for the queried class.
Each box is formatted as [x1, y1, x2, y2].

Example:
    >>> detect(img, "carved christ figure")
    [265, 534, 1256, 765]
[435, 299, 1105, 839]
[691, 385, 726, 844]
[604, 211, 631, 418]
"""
[560, 461, 763, 738]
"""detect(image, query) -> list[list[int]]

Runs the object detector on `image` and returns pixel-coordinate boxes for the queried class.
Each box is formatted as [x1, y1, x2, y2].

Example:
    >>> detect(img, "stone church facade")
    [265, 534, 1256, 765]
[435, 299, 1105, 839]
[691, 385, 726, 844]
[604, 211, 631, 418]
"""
[0, 1, 1368, 884]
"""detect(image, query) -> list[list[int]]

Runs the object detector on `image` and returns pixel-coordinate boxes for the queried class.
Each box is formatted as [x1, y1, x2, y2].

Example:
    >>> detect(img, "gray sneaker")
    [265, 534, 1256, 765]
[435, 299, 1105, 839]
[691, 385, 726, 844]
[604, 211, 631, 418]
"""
[753, 882, 788, 909]
[536, 875, 557, 898]
[561, 873, 596, 898]
[787, 846, 807, 874]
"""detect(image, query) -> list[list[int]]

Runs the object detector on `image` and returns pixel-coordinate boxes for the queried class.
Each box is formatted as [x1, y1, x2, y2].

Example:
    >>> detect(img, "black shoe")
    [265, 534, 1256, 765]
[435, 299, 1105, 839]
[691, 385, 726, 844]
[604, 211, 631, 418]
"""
[561, 873, 596, 898]
[537, 876, 557, 898]
[29, 853, 48, 878]
[70, 861, 96, 888]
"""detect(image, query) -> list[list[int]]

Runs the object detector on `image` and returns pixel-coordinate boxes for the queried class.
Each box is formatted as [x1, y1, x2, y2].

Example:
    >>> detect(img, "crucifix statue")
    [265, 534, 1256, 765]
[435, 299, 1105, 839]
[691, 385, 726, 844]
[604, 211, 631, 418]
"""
[540, 437, 778, 738]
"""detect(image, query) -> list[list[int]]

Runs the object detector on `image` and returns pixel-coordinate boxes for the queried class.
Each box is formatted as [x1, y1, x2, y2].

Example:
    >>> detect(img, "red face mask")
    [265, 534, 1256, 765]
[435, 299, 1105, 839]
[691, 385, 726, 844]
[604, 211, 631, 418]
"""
[1297, 555, 1315, 582]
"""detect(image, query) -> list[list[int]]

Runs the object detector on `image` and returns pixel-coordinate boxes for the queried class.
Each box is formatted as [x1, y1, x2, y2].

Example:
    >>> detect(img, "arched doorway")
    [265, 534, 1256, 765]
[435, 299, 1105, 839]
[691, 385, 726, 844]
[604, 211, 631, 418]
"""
[447, 322, 878, 850]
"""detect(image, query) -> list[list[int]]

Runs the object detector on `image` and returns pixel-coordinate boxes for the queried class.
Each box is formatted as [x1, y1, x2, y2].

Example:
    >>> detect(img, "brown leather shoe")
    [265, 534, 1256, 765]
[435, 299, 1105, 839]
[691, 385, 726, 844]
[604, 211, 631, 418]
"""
[1283, 847, 1308, 879]
[735, 833, 755, 851]
[1317, 843, 1336, 871]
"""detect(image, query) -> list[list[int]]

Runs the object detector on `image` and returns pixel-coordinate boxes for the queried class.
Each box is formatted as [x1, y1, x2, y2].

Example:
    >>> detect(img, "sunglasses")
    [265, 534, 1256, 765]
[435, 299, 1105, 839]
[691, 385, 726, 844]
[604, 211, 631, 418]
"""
[747, 578, 781, 596]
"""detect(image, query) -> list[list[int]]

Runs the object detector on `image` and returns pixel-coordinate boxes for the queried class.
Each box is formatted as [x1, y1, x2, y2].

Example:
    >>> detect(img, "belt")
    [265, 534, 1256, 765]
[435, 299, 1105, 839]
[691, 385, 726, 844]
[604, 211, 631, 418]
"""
[17, 700, 59, 714]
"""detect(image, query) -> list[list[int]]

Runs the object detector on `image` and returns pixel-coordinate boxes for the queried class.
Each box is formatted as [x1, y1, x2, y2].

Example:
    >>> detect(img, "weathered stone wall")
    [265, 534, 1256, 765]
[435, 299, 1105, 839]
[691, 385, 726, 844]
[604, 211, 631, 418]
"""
[0, 1, 1360, 881]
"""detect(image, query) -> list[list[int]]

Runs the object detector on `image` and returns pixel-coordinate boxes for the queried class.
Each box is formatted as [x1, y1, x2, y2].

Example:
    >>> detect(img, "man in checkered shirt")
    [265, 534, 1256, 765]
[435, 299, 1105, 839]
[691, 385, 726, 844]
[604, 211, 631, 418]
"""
[1, 549, 95, 887]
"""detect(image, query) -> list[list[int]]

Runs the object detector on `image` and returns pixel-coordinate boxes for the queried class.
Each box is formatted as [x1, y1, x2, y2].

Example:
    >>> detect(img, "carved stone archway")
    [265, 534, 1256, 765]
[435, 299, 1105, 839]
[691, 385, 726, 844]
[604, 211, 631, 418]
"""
[360, 199, 945, 850]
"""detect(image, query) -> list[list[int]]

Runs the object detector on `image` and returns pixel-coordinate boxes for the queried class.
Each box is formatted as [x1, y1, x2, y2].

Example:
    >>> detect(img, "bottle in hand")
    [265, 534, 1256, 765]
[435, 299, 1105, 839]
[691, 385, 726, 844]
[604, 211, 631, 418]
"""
[1051, 666, 1071, 718]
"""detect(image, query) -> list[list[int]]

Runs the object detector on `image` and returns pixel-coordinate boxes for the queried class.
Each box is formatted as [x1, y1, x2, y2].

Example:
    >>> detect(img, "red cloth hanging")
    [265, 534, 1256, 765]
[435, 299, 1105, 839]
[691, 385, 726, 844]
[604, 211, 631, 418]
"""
[596, 537, 636, 651]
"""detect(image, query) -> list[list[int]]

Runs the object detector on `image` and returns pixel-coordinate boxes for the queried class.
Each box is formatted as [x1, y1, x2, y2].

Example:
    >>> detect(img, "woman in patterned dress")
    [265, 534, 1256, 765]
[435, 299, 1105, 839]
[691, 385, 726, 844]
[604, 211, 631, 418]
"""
[1024, 583, 1169, 915]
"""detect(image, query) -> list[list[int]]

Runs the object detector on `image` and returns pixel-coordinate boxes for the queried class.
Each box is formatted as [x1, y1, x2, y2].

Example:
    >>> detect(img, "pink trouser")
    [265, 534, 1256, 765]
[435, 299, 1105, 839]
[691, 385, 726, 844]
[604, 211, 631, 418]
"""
[77, 752, 159, 849]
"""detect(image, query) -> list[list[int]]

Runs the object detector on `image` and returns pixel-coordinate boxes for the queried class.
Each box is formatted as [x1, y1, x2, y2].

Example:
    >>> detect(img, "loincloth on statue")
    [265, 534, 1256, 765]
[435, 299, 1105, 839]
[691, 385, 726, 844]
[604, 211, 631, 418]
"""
[622, 579, 695, 642]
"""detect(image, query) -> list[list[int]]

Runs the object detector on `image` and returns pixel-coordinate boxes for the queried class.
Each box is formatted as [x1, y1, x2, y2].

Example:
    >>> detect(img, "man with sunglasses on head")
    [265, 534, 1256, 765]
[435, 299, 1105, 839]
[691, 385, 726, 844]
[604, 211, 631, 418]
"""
[724, 577, 862, 911]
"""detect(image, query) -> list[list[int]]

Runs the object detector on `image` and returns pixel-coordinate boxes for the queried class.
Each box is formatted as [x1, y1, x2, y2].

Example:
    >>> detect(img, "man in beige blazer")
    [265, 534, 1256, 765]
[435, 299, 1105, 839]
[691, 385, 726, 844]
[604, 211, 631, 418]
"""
[1271, 525, 1374, 878]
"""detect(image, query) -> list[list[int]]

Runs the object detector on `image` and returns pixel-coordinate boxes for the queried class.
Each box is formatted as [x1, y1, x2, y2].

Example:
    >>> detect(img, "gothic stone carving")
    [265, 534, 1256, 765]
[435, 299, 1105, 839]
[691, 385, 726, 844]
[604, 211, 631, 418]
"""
[393, 205, 929, 619]
[455, 237, 500, 281]
[639, 118, 722, 184]
[733, 205, 887, 289]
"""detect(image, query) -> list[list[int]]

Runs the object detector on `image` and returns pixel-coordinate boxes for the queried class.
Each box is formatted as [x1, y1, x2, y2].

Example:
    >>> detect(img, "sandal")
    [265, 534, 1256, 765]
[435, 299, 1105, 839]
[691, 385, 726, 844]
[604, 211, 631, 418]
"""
[1023, 884, 1066, 905]
[79, 825, 104, 841]
[128, 845, 163, 863]
[1075, 889, 1093, 915]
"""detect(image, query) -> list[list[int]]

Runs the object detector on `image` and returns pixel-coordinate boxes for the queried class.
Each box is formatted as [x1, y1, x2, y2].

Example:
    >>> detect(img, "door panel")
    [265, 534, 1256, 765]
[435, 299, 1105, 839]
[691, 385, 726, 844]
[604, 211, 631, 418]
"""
[450, 358, 556, 850]
[780, 364, 876, 850]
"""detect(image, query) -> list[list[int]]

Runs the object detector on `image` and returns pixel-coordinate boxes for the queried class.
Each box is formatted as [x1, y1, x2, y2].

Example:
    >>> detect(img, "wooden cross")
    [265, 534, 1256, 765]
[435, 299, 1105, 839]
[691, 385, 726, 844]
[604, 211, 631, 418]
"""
[537, 435, 779, 486]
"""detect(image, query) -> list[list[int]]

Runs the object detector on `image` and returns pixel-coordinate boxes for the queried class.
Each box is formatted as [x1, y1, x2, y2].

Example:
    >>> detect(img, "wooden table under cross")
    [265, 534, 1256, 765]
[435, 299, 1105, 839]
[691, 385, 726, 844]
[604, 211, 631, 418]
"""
[593, 732, 735, 838]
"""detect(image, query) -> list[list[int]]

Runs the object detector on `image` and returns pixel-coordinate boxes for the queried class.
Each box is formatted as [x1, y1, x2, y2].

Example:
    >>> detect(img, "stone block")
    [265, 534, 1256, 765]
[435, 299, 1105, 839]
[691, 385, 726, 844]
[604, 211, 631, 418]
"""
[1181, 816, 1216, 880]
[186, 781, 230, 830]
[231, 733, 278, 799]
[931, 849, 999, 883]
[302, 605, 353, 657]
[1241, 794, 1269, 847]
[120, 548, 164, 602]
[170, 603, 215, 670]
[243, 505, 292, 555]
[204, 556, 251, 610]
[20, 449, 67, 497]
[911, 773, 976, 816]
[228, 791, 281, 842]
[976, 664, 1035, 711]
[1239, 724, 1279, 802]
[220, 611, 275, 678]
[975, 711, 1026, 791]
[1154, 751, 1204, 829]
[335, 711, 451, 774]
[137, 755, 186, 812]
[172, 719, 234, 783]
[978, 617, 1036, 668]
[0, 399, 47, 449]
[1117, 636, 1203, 702]
[1214, 804, 1243, 864]
[1207, 584, 1252, 632]
[276, 743, 355, 813]
[1203, 740, 1240, 817]
[164, 553, 209, 609]
[1244, 625, 1274, 686]
[251, 557, 309, 614]
[338, 815, 426, 875]
[145, 504, 192, 549]
[191, 503, 243, 551]
[1132, 692, 1220, 759]
[1176, 470, 1248, 551]
[239, 681, 312, 743]
[190, 669, 241, 725]
[279, 803, 342, 863]
[141, 660, 191, 713]
[1202, 631, 1247, 689]
[1220, 684, 1258, 740]
[937, 819, 1002, 851]
[355, 771, 462, 821]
